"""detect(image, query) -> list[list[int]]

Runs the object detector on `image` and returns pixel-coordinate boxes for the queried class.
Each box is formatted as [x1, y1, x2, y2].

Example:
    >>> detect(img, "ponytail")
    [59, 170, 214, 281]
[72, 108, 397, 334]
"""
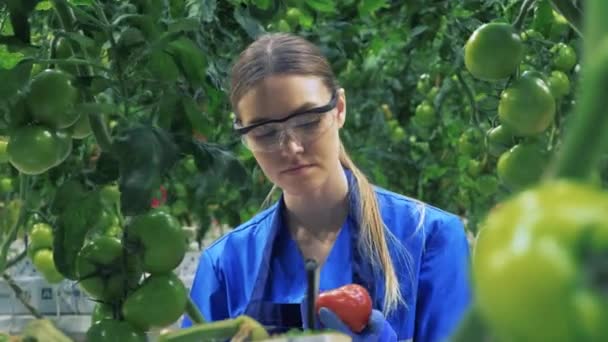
[338, 142, 406, 314]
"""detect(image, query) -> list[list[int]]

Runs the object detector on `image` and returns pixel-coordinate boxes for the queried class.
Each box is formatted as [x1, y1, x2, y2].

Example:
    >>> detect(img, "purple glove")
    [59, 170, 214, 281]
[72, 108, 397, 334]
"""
[300, 297, 397, 342]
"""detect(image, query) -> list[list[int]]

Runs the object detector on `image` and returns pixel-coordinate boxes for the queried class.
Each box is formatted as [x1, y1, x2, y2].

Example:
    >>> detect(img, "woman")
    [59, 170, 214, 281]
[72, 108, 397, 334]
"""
[183, 33, 471, 342]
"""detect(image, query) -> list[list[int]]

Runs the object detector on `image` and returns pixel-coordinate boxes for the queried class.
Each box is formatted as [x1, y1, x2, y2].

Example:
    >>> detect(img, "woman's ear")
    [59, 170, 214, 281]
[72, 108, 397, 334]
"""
[336, 88, 346, 128]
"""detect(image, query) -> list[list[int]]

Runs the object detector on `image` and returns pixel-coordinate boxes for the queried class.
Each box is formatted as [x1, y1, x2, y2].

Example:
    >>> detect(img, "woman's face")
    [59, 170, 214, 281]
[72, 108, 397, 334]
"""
[236, 75, 346, 195]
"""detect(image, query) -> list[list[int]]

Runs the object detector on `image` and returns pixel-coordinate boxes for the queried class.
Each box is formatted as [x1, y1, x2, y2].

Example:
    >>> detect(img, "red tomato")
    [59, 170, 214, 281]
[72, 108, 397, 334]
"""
[315, 284, 372, 333]
[150, 185, 168, 208]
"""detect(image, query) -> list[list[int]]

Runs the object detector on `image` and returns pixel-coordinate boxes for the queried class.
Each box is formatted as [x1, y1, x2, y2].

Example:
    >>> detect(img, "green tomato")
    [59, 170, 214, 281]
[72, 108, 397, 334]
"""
[547, 70, 571, 99]
[416, 73, 432, 94]
[486, 125, 515, 157]
[86, 319, 146, 342]
[171, 200, 189, 217]
[7, 125, 72, 175]
[28, 222, 54, 255]
[277, 19, 291, 32]
[474, 181, 608, 342]
[476, 175, 500, 197]
[425, 86, 439, 102]
[125, 209, 187, 274]
[32, 249, 64, 284]
[498, 73, 556, 137]
[67, 113, 92, 139]
[497, 143, 548, 191]
[100, 185, 121, 207]
[183, 156, 197, 174]
[96, 210, 120, 231]
[0, 177, 13, 193]
[552, 43, 577, 72]
[466, 159, 482, 177]
[464, 22, 524, 80]
[457, 128, 483, 157]
[285, 7, 302, 26]
[122, 273, 187, 331]
[76, 236, 141, 301]
[173, 183, 188, 199]
[414, 101, 436, 128]
[25, 69, 79, 129]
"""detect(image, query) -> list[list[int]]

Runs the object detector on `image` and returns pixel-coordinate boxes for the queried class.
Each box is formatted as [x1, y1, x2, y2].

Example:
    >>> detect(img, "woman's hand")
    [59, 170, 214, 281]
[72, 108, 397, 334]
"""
[317, 307, 397, 342]
[300, 296, 397, 342]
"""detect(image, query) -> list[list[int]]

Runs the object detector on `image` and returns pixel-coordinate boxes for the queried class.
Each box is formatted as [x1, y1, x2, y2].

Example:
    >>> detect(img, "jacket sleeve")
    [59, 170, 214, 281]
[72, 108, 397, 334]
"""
[414, 214, 472, 342]
[181, 250, 229, 328]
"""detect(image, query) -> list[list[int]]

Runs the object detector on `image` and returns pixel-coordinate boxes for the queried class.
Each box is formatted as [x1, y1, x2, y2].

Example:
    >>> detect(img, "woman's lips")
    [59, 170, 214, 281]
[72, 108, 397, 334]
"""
[282, 164, 314, 174]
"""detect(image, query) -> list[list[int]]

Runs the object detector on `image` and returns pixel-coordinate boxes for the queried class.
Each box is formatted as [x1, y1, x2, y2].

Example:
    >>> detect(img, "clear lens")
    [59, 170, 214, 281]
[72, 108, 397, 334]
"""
[242, 112, 334, 152]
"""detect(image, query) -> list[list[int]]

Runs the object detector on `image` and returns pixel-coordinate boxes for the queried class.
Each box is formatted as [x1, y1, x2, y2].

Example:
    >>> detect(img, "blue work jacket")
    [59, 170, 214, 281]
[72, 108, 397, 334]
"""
[183, 169, 472, 341]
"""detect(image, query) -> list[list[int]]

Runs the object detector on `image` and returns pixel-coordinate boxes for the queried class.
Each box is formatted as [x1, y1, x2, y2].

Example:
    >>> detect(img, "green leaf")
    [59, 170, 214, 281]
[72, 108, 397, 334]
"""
[114, 124, 179, 216]
[298, 10, 314, 29]
[0, 59, 33, 101]
[68, 0, 93, 5]
[252, 0, 271, 10]
[233, 6, 265, 39]
[52, 180, 103, 280]
[357, 0, 387, 16]
[182, 96, 213, 137]
[0, 200, 22, 240]
[60, 31, 97, 52]
[305, 0, 336, 13]
[192, 142, 249, 186]
[533, 0, 554, 36]
[187, 0, 217, 23]
[0, 45, 24, 69]
[35, 1, 53, 11]
[74, 102, 120, 115]
[167, 18, 201, 33]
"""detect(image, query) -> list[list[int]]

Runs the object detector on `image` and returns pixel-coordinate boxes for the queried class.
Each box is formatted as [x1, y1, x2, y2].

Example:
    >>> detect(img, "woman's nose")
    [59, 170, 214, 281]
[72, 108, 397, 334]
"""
[279, 131, 304, 155]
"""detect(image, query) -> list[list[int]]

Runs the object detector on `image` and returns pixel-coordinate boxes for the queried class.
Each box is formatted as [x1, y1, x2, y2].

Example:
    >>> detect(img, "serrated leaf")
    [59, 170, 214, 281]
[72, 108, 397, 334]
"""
[233, 6, 265, 39]
[306, 0, 336, 13]
[357, 0, 387, 16]
[0, 45, 24, 69]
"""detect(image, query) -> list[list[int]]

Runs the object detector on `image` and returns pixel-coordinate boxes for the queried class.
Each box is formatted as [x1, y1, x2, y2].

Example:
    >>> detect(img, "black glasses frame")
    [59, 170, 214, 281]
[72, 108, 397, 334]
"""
[233, 91, 338, 136]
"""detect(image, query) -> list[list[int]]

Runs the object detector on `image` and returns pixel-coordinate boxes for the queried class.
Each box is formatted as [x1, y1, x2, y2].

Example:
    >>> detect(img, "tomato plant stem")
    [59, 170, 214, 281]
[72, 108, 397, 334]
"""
[186, 297, 206, 324]
[549, 0, 608, 180]
[0, 174, 29, 274]
[550, 0, 583, 36]
[5, 250, 27, 270]
[456, 71, 479, 125]
[51, 0, 114, 152]
[2, 273, 42, 318]
[513, 0, 536, 31]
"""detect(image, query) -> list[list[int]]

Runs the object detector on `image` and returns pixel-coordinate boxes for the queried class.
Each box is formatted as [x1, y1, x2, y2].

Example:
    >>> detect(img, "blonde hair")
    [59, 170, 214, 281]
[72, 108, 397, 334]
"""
[230, 32, 418, 315]
[260, 141, 418, 314]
